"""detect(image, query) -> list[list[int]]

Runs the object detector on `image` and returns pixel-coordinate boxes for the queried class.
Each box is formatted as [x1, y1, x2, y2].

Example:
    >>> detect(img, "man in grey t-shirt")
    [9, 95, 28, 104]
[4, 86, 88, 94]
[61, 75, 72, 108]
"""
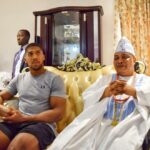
[0, 43, 66, 150]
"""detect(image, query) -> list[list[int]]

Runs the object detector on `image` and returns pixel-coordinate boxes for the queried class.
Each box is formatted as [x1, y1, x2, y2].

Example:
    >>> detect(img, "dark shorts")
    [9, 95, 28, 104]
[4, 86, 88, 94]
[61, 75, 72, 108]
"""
[0, 122, 56, 150]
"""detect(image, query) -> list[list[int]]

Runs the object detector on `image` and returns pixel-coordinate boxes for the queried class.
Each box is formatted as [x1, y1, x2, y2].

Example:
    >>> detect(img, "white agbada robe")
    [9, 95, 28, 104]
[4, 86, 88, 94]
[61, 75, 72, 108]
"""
[48, 73, 150, 150]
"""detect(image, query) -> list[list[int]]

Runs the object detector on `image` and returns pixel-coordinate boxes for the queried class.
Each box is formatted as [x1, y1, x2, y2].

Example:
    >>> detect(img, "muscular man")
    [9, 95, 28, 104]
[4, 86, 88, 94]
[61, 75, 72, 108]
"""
[0, 43, 66, 150]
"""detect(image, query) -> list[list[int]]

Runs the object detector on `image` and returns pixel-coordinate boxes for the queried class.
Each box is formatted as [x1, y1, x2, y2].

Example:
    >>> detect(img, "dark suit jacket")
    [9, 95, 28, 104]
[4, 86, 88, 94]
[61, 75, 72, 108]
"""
[12, 51, 28, 78]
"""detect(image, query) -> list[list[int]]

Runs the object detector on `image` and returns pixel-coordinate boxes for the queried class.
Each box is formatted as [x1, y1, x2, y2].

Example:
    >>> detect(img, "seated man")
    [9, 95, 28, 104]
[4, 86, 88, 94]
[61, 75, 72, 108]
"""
[0, 43, 66, 150]
[48, 37, 150, 150]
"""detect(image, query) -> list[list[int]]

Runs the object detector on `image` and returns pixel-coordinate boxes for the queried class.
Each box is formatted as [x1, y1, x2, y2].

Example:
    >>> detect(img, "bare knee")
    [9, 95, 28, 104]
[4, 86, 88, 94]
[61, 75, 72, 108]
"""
[7, 133, 40, 150]
[0, 130, 10, 150]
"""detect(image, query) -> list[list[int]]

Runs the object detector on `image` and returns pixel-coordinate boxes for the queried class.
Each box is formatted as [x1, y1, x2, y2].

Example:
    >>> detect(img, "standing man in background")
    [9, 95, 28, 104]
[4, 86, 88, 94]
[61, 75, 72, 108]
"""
[12, 29, 30, 78]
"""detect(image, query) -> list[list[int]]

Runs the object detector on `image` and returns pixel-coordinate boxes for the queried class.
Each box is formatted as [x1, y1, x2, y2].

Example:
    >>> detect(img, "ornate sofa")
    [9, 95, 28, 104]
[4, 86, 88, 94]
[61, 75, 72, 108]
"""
[4, 61, 146, 133]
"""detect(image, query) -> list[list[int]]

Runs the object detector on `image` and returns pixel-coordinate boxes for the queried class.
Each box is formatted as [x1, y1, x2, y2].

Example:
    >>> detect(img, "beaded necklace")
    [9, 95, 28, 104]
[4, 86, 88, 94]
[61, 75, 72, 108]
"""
[111, 74, 135, 126]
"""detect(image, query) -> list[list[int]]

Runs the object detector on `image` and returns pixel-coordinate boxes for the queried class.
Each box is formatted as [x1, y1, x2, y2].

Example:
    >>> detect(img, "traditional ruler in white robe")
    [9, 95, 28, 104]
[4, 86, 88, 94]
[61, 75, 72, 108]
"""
[48, 73, 150, 150]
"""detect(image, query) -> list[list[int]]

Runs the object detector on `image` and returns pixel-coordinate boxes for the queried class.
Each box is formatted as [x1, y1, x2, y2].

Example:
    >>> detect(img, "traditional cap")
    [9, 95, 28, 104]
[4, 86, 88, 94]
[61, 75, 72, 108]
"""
[115, 37, 135, 56]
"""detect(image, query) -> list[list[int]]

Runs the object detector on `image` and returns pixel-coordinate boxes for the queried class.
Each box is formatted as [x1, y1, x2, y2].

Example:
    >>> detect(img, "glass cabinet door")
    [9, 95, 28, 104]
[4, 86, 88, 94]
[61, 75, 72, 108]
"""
[33, 6, 103, 66]
[52, 11, 80, 65]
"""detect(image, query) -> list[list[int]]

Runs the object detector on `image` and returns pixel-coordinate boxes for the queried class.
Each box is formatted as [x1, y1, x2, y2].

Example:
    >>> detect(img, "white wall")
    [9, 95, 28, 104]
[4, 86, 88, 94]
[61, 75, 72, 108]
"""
[0, 0, 115, 72]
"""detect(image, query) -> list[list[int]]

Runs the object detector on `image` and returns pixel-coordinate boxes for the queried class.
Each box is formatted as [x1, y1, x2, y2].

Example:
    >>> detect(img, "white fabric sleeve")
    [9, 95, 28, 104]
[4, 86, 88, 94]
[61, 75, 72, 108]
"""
[82, 75, 112, 109]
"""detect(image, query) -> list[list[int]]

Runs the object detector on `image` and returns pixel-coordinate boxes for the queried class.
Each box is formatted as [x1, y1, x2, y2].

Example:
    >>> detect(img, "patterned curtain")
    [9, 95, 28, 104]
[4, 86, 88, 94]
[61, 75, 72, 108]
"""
[114, 0, 150, 75]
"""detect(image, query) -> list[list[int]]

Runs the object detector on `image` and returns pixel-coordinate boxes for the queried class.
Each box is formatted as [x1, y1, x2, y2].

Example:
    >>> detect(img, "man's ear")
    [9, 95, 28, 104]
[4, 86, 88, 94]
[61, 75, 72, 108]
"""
[24, 56, 27, 63]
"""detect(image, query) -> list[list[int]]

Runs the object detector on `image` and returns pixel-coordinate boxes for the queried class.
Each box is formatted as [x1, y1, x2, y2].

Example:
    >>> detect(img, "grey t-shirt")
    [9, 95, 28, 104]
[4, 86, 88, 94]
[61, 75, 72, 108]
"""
[6, 70, 66, 115]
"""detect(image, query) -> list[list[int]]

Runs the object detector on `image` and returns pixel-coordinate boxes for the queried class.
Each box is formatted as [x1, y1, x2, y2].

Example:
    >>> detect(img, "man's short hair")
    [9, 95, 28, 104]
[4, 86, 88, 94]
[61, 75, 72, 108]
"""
[19, 29, 30, 39]
[25, 43, 44, 54]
